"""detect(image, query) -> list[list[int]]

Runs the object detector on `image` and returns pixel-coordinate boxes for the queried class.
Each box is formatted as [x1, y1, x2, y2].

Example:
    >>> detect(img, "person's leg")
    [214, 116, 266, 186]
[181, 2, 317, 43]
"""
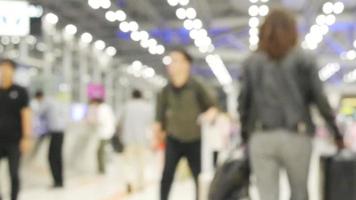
[160, 137, 183, 200]
[281, 133, 312, 200]
[97, 140, 106, 174]
[249, 133, 281, 200]
[185, 140, 201, 200]
[7, 144, 21, 200]
[49, 132, 64, 187]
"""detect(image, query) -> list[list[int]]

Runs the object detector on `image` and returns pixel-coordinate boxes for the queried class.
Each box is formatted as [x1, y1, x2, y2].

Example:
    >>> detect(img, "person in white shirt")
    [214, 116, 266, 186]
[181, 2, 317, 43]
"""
[86, 98, 116, 174]
[121, 89, 154, 192]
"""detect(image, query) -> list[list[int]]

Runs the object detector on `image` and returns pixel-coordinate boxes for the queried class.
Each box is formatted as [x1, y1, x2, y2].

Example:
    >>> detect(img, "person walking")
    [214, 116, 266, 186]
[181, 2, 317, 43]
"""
[154, 48, 218, 200]
[238, 8, 344, 200]
[0, 58, 32, 200]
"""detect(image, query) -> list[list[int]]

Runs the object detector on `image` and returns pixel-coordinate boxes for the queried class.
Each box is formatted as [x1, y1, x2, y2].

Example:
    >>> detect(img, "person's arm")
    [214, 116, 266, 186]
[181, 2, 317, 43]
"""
[238, 64, 252, 144]
[20, 89, 32, 154]
[154, 90, 167, 143]
[196, 80, 219, 122]
[306, 56, 344, 148]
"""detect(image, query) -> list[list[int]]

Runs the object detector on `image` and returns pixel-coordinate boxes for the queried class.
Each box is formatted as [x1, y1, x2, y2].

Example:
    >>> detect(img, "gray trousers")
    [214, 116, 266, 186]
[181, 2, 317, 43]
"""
[249, 129, 312, 200]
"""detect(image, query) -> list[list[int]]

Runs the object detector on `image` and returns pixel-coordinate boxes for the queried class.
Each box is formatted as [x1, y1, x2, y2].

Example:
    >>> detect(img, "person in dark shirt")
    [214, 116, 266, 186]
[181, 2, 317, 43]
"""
[154, 48, 218, 200]
[0, 58, 32, 200]
[238, 9, 344, 200]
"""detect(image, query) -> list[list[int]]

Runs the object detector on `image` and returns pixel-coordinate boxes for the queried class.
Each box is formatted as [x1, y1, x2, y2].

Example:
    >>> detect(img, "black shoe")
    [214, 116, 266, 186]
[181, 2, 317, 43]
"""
[51, 183, 64, 189]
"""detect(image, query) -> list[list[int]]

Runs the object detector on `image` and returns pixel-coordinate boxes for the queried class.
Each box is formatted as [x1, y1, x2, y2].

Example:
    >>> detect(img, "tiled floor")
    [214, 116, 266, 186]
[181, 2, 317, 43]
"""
[0, 133, 336, 200]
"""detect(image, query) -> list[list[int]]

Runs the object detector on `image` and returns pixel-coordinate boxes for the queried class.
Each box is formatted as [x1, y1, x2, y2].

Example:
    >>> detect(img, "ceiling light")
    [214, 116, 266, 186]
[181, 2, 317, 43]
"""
[249, 17, 260, 28]
[88, 0, 100, 9]
[163, 56, 172, 65]
[326, 14, 336, 26]
[94, 40, 106, 50]
[105, 11, 116, 22]
[167, 0, 179, 6]
[81, 32, 93, 43]
[116, 10, 127, 21]
[119, 21, 130, 32]
[316, 15, 326, 25]
[179, 0, 189, 6]
[323, 2, 334, 14]
[186, 7, 197, 19]
[193, 19, 203, 29]
[65, 24, 77, 35]
[101, 0, 111, 9]
[130, 31, 141, 41]
[156, 45, 165, 55]
[138, 31, 149, 41]
[259, 5, 269, 16]
[176, 8, 187, 20]
[45, 13, 58, 24]
[333, 2, 344, 14]
[128, 21, 139, 32]
[248, 5, 259, 17]
[106, 46, 117, 56]
[183, 19, 194, 30]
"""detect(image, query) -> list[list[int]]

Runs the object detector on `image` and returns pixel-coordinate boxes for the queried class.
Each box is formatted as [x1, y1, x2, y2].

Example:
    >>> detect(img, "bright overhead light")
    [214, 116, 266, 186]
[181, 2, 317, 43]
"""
[88, 0, 100, 9]
[316, 15, 326, 25]
[179, 0, 189, 6]
[249, 27, 259, 36]
[128, 21, 139, 32]
[101, 0, 111, 9]
[189, 29, 199, 39]
[130, 31, 141, 41]
[81, 32, 93, 43]
[119, 21, 130, 33]
[176, 8, 187, 20]
[353, 40, 356, 48]
[249, 0, 258, 2]
[1, 37, 10, 45]
[194, 37, 212, 47]
[193, 19, 203, 29]
[116, 10, 127, 21]
[156, 45, 165, 55]
[106, 46, 117, 56]
[65, 24, 77, 35]
[333, 2, 344, 14]
[261, 0, 269, 2]
[259, 5, 269, 16]
[163, 56, 172, 65]
[249, 17, 260, 28]
[45, 13, 58, 24]
[94, 40, 106, 50]
[105, 11, 116, 22]
[248, 5, 259, 17]
[143, 68, 155, 78]
[132, 60, 143, 69]
[147, 39, 158, 48]
[249, 35, 259, 45]
[11, 37, 20, 44]
[183, 19, 194, 30]
[138, 31, 149, 41]
[148, 46, 157, 55]
[186, 7, 197, 19]
[140, 39, 150, 48]
[26, 36, 37, 45]
[320, 25, 329, 35]
[346, 50, 356, 60]
[326, 14, 336, 26]
[319, 63, 340, 81]
[167, 0, 179, 6]
[323, 2, 334, 14]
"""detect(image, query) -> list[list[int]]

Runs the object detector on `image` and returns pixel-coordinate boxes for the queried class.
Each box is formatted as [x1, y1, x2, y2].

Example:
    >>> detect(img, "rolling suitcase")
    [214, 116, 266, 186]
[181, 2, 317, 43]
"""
[322, 153, 356, 200]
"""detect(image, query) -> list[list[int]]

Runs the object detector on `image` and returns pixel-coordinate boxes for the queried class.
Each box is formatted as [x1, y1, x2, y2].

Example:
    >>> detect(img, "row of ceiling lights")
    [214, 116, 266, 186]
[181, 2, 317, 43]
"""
[248, 0, 269, 50]
[88, 0, 165, 56]
[44, 12, 117, 56]
[166, 0, 232, 86]
[302, 1, 344, 50]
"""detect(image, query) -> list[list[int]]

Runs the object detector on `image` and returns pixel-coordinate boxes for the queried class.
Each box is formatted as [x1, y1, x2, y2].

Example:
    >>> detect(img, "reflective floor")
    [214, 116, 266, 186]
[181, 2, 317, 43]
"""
[0, 130, 335, 200]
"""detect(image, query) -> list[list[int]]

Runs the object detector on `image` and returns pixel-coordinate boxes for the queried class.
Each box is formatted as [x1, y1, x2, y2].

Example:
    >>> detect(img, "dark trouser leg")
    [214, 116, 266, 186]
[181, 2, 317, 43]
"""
[97, 140, 107, 174]
[160, 137, 182, 200]
[7, 145, 20, 200]
[49, 132, 64, 186]
[185, 140, 201, 200]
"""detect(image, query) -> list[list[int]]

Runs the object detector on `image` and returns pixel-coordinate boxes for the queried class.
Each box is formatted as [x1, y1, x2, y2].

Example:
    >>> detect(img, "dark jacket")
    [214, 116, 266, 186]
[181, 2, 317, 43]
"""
[238, 48, 342, 143]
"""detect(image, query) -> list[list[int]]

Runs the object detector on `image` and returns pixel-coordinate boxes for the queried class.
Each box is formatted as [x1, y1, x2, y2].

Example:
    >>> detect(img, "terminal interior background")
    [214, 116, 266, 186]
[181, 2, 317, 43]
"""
[1, 0, 356, 199]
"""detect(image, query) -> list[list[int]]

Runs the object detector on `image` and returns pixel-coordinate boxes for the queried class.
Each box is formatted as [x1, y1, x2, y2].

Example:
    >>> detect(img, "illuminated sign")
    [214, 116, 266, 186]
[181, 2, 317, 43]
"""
[0, 1, 30, 36]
